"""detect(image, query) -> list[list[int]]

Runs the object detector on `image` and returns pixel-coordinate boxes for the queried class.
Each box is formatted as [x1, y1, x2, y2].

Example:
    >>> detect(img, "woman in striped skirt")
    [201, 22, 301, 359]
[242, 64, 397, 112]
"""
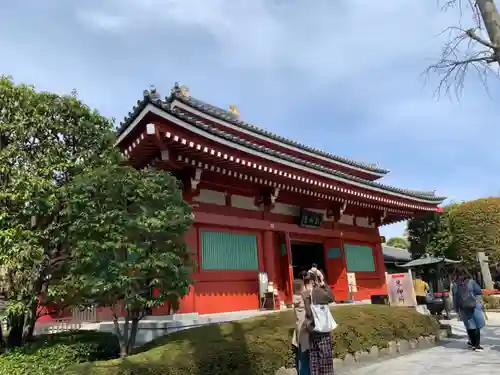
[303, 274, 335, 375]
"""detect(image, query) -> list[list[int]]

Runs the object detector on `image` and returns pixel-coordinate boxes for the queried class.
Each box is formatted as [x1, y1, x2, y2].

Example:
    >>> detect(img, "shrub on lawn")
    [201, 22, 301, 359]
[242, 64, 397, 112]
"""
[65, 305, 439, 375]
[0, 330, 120, 375]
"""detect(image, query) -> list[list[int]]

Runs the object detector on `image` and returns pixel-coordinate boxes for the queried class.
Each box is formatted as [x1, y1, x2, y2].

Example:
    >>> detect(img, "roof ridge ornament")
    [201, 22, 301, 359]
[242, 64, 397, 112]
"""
[229, 104, 240, 116]
[148, 85, 162, 102]
[171, 82, 190, 98]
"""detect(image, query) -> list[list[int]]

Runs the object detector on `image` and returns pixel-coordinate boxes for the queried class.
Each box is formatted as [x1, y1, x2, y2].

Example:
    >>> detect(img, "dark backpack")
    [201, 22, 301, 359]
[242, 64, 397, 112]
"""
[457, 280, 477, 310]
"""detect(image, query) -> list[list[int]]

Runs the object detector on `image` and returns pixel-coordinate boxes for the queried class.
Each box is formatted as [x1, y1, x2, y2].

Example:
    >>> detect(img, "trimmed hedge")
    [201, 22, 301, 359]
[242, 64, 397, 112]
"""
[65, 305, 439, 375]
[0, 330, 120, 375]
[449, 197, 500, 266]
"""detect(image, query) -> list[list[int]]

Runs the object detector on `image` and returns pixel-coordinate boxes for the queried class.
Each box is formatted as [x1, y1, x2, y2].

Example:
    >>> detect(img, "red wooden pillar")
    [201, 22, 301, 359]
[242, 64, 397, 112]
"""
[283, 232, 294, 305]
[372, 240, 387, 294]
[263, 231, 277, 284]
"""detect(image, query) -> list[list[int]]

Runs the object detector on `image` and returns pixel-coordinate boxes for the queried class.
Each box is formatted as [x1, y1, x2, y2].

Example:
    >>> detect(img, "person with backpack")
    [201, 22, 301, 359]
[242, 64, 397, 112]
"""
[303, 273, 336, 375]
[452, 268, 486, 352]
[292, 278, 310, 375]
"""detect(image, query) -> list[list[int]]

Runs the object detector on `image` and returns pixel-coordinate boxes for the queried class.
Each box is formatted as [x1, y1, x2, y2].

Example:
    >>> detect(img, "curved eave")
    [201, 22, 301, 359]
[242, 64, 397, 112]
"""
[116, 101, 446, 206]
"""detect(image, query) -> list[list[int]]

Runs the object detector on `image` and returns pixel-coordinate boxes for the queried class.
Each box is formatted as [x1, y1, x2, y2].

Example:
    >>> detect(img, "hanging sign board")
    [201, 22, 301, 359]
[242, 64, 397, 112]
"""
[347, 272, 357, 292]
[385, 271, 417, 307]
[299, 209, 323, 228]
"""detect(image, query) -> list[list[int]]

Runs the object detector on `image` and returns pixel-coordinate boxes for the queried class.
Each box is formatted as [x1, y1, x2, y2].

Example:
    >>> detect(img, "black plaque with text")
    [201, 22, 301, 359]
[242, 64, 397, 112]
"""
[299, 209, 323, 228]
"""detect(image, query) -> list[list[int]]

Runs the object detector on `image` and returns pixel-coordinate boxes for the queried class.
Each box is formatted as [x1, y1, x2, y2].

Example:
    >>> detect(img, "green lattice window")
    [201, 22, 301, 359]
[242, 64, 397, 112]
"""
[344, 244, 376, 272]
[201, 231, 258, 270]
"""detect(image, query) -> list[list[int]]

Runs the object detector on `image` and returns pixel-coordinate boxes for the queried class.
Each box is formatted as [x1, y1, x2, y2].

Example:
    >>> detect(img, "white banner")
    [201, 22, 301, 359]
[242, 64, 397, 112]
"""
[347, 272, 357, 292]
[385, 271, 417, 307]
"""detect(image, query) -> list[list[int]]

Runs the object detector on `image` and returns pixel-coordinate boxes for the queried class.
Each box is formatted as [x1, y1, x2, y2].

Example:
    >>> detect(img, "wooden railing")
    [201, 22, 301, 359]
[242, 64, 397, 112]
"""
[34, 318, 84, 335]
[1, 317, 87, 336]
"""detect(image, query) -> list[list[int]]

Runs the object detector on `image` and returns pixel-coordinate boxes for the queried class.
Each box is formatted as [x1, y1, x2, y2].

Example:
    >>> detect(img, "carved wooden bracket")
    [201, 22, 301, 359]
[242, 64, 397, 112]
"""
[255, 187, 280, 210]
[381, 209, 387, 223]
[369, 209, 387, 226]
[270, 187, 280, 205]
[191, 168, 202, 191]
[339, 201, 347, 216]
[327, 201, 348, 222]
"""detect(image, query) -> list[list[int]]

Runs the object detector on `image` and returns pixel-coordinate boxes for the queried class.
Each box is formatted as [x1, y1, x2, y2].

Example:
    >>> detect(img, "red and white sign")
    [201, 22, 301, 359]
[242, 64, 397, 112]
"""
[385, 271, 417, 307]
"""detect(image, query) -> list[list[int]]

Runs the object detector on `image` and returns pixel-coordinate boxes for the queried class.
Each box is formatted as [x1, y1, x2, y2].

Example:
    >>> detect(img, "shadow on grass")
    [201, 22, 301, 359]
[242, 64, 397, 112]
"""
[66, 320, 261, 375]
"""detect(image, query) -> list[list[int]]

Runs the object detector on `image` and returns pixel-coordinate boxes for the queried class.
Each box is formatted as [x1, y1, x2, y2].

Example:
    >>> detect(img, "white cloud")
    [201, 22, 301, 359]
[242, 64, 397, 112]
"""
[74, 1, 497, 138]
[76, 0, 460, 76]
[76, 11, 127, 32]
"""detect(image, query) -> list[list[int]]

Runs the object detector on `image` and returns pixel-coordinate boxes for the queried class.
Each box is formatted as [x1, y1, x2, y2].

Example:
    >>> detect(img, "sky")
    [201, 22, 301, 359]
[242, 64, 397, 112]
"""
[1, 0, 500, 239]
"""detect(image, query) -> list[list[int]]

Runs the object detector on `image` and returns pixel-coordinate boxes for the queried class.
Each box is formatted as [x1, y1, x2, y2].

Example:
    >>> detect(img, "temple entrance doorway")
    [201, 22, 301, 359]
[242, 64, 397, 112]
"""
[291, 241, 326, 281]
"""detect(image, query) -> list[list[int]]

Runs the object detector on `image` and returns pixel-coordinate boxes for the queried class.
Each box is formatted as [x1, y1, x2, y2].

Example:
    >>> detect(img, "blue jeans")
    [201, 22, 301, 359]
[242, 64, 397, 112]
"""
[297, 347, 310, 375]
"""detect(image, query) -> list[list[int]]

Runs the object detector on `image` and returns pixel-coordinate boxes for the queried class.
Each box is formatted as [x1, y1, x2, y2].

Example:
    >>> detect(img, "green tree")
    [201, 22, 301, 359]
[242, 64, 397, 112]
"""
[0, 76, 117, 345]
[52, 165, 194, 357]
[386, 237, 408, 249]
[407, 203, 460, 260]
[449, 197, 500, 268]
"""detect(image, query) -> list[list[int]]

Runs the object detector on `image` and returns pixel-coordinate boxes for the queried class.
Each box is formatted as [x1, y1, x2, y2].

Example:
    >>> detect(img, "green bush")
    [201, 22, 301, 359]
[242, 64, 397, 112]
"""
[0, 330, 120, 375]
[66, 305, 439, 375]
[449, 197, 500, 266]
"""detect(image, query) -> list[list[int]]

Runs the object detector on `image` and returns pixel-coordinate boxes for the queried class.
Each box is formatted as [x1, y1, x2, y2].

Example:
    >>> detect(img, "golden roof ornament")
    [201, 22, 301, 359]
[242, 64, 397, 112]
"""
[170, 82, 190, 98]
[179, 85, 190, 98]
[229, 105, 240, 116]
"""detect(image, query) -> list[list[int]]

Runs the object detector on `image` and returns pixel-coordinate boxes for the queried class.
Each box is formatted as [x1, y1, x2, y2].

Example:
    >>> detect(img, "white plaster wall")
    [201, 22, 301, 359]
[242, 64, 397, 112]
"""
[271, 203, 300, 216]
[231, 194, 260, 211]
[356, 217, 374, 228]
[193, 189, 226, 205]
[338, 214, 354, 225]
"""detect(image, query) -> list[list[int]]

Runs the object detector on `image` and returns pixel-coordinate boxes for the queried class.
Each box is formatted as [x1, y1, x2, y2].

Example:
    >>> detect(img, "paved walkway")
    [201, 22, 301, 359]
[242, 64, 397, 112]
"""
[344, 313, 500, 375]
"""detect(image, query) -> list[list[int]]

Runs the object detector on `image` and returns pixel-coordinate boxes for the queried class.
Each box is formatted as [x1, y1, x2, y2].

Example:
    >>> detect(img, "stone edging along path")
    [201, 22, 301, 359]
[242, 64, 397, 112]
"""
[275, 326, 451, 375]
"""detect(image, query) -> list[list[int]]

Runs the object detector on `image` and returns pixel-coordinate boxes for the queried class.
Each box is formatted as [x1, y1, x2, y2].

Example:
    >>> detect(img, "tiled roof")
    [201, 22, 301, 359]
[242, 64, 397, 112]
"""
[118, 84, 389, 175]
[117, 88, 446, 203]
[171, 91, 389, 175]
[382, 245, 412, 262]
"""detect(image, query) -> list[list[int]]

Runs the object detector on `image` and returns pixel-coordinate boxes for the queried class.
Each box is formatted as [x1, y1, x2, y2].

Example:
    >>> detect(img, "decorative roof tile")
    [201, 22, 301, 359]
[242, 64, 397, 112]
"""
[117, 88, 446, 203]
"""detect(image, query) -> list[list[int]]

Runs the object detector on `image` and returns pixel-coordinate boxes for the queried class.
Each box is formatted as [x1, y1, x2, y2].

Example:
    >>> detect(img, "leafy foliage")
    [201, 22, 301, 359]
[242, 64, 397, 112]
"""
[449, 197, 500, 267]
[65, 305, 439, 375]
[51, 165, 194, 355]
[407, 203, 459, 260]
[386, 237, 408, 249]
[0, 75, 117, 343]
[0, 330, 120, 375]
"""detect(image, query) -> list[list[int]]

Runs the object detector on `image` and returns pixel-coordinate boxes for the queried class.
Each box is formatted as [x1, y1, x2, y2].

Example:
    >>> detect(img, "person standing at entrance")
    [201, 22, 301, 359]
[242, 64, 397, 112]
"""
[292, 279, 310, 375]
[303, 274, 335, 375]
[413, 274, 430, 306]
[308, 263, 324, 285]
[452, 268, 486, 352]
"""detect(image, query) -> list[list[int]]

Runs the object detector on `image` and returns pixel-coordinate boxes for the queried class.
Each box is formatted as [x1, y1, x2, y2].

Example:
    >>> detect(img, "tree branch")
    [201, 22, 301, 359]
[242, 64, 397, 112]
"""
[465, 27, 498, 48]
[425, 22, 499, 98]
